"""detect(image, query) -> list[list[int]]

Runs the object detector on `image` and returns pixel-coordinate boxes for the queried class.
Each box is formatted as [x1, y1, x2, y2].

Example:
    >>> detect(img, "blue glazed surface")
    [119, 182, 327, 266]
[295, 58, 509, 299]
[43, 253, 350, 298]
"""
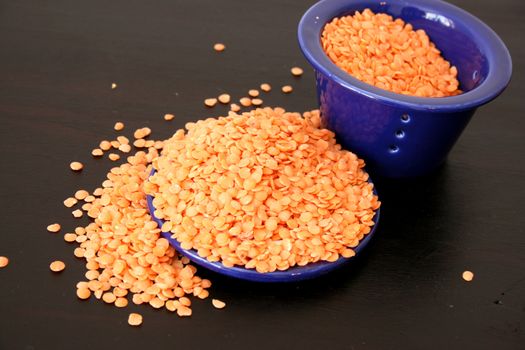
[298, 0, 512, 178]
[147, 169, 380, 283]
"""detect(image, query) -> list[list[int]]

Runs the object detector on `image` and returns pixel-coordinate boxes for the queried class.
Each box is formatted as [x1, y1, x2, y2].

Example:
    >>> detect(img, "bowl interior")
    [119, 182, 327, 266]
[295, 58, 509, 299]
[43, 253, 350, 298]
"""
[299, 0, 512, 109]
[326, 1, 487, 93]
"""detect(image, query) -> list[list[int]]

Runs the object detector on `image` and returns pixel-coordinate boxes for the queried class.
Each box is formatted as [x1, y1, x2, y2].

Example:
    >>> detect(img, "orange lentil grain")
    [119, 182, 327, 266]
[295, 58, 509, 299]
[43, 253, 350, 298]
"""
[108, 153, 120, 161]
[462, 270, 474, 282]
[76, 288, 91, 300]
[164, 113, 175, 121]
[0, 256, 9, 268]
[74, 190, 89, 200]
[114, 122, 125, 131]
[70, 162, 83, 171]
[248, 89, 259, 97]
[239, 97, 252, 107]
[72, 209, 83, 218]
[204, 98, 218, 107]
[230, 103, 241, 112]
[213, 43, 225, 52]
[47, 223, 61, 233]
[128, 313, 143, 326]
[281, 85, 293, 93]
[99, 141, 111, 151]
[260, 83, 271, 92]
[50, 260, 66, 272]
[64, 233, 77, 243]
[212, 299, 226, 309]
[91, 148, 103, 157]
[63, 197, 78, 208]
[218, 94, 231, 104]
[291, 67, 303, 76]
[251, 98, 263, 106]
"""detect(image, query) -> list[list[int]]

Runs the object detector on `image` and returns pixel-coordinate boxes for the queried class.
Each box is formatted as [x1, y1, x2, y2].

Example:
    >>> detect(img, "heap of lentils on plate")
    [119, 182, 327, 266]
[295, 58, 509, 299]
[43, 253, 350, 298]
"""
[321, 8, 461, 97]
[145, 107, 380, 273]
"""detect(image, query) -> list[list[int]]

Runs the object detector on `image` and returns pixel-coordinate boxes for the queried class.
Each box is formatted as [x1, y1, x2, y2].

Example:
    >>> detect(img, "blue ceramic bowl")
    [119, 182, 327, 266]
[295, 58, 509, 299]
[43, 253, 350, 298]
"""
[147, 170, 380, 282]
[298, 0, 512, 178]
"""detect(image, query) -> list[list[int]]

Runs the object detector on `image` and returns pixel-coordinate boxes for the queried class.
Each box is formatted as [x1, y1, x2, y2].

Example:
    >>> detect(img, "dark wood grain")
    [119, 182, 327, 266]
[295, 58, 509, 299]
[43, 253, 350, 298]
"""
[0, 1, 523, 349]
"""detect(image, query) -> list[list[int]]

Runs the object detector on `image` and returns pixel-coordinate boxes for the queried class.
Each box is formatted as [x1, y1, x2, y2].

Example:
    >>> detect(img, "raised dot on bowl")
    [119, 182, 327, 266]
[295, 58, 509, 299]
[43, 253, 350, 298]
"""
[395, 130, 405, 138]
[400, 114, 410, 123]
[389, 145, 399, 153]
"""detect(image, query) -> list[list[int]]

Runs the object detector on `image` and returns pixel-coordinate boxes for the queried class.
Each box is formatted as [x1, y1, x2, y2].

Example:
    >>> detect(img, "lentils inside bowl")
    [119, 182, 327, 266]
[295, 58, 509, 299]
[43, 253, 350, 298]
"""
[321, 9, 461, 97]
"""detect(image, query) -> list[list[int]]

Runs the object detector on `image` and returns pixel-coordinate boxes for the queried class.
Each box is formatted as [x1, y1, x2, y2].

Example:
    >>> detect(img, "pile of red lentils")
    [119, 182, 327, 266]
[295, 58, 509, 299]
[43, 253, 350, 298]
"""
[321, 9, 461, 97]
[145, 107, 380, 273]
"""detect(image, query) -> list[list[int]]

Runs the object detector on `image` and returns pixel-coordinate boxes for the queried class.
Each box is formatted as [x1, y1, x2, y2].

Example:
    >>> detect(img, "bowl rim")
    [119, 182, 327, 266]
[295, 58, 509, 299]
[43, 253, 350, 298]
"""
[146, 168, 380, 282]
[297, 0, 512, 112]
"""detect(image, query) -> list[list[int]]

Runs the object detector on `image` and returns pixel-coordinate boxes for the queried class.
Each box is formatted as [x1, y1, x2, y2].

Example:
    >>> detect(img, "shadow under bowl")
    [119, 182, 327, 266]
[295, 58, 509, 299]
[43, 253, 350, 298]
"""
[298, 0, 512, 178]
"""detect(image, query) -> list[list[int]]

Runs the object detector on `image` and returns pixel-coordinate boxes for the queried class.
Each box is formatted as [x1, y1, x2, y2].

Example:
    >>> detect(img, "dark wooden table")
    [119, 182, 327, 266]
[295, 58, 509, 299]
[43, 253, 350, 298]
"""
[1, 1, 523, 349]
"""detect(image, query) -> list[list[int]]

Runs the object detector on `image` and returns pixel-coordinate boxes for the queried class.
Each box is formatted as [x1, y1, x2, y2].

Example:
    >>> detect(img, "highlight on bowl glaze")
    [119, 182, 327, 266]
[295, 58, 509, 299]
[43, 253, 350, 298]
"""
[298, 0, 512, 178]
[146, 169, 380, 283]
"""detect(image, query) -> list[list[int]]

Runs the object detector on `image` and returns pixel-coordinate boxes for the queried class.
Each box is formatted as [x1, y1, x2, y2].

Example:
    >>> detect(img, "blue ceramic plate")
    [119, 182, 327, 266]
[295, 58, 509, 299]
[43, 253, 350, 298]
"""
[147, 169, 380, 282]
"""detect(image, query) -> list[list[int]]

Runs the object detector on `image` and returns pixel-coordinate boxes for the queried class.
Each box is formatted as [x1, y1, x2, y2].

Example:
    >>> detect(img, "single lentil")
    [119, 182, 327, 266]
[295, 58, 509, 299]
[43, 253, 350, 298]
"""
[114, 122, 125, 131]
[281, 85, 293, 93]
[218, 94, 231, 104]
[291, 67, 303, 76]
[50, 260, 66, 272]
[462, 270, 474, 282]
[91, 148, 103, 157]
[128, 313, 143, 326]
[204, 98, 218, 107]
[0, 256, 9, 268]
[260, 83, 271, 92]
[47, 223, 61, 233]
[63, 197, 78, 208]
[212, 299, 226, 309]
[164, 114, 175, 121]
[213, 43, 225, 52]
[248, 89, 259, 97]
[70, 162, 84, 171]
[108, 153, 120, 161]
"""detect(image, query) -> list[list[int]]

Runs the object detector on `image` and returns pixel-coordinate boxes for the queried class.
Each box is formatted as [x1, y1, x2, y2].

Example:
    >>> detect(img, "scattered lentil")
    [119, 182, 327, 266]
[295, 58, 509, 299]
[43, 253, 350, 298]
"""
[212, 299, 226, 309]
[204, 98, 218, 107]
[218, 94, 231, 104]
[281, 85, 293, 93]
[251, 98, 263, 106]
[64, 233, 77, 243]
[75, 190, 89, 200]
[462, 270, 474, 282]
[0, 256, 9, 268]
[111, 83, 117, 90]
[91, 148, 104, 157]
[128, 313, 143, 326]
[321, 9, 460, 97]
[248, 89, 259, 97]
[239, 97, 252, 107]
[291, 67, 303, 76]
[63, 197, 78, 208]
[72, 209, 83, 218]
[260, 83, 271, 92]
[164, 114, 175, 121]
[108, 153, 120, 161]
[50, 260, 66, 272]
[230, 103, 241, 112]
[213, 43, 225, 52]
[70, 162, 84, 171]
[77, 287, 91, 299]
[114, 122, 125, 131]
[47, 223, 61, 233]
